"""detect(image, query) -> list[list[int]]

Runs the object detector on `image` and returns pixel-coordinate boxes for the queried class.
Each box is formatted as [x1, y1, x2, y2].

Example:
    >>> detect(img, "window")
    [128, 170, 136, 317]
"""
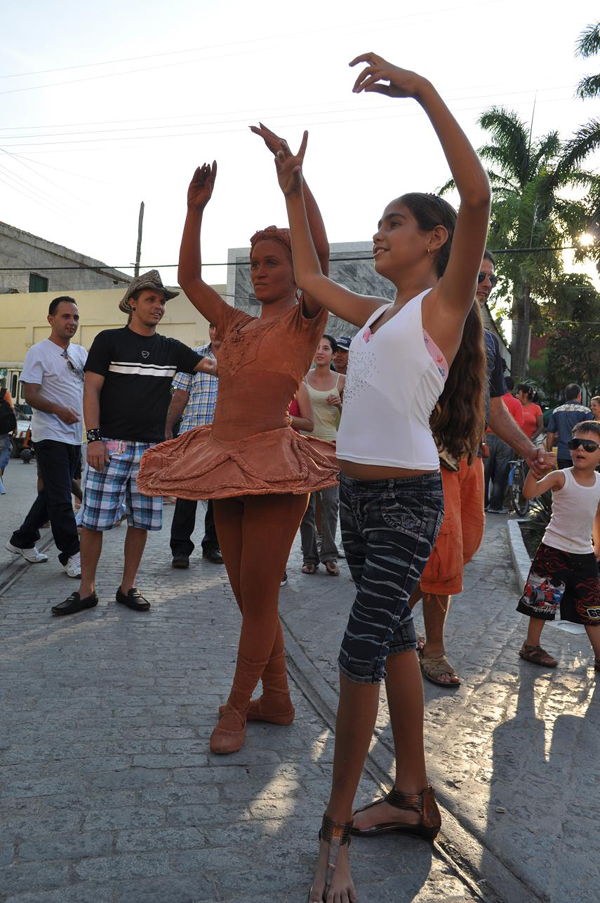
[29, 273, 49, 292]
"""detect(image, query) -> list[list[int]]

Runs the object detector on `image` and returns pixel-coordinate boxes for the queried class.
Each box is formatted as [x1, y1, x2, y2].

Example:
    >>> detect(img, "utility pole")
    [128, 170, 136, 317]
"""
[134, 201, 145, 277]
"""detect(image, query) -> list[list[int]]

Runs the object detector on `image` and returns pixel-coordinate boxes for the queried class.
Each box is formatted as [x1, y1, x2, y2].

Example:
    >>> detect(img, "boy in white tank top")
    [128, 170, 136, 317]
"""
[516, 421, 600, 671]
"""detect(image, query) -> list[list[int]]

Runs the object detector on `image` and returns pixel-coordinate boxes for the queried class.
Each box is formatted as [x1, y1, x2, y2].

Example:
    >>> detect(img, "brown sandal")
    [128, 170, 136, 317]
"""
[324, 560, 340, 576]
[308, 814, 352, 902]
[302, 563, 318, 574]
[518, 643, 558, 668]
[419, 651, 461, 687]
[351, 784, 440, 841]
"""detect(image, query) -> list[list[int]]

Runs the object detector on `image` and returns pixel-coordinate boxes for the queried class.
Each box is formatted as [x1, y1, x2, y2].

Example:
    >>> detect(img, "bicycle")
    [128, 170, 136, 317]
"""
[507, 457, 529, 517]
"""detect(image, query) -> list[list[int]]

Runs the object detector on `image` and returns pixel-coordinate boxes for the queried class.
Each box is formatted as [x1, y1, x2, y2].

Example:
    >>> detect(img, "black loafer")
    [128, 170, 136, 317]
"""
[51, 591, 98, 617]
[172, 555, 190, 569]
[116, 587, 150, 611]
[202, 548, 224, 564]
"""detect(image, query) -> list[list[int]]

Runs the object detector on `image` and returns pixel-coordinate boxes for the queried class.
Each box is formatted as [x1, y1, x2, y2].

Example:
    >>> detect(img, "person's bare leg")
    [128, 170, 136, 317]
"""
[309, 675, 378, 903]
[525, 617, 545, 647]
[421, 592, 459, 685]
[584, 625, 600, 662]
[352, 650, 427, 832]
[78, 527, 103, 597]
[120, 526, 148, 593]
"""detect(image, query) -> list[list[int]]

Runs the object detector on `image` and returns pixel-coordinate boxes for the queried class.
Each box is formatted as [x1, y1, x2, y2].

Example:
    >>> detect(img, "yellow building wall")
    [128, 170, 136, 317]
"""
[0, 285, 227, 364]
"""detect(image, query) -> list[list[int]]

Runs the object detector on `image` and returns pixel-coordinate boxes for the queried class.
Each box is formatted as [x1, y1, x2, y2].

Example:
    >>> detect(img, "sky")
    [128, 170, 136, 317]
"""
[1, 0, 599, 289]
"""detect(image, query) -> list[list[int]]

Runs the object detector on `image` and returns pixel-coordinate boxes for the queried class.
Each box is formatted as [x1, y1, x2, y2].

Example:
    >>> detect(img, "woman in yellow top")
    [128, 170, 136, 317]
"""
[301, 334, 345, 575]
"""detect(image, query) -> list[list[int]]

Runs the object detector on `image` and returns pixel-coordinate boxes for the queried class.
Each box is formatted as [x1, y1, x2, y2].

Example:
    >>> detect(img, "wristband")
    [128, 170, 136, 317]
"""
[86, 429, 102, 443]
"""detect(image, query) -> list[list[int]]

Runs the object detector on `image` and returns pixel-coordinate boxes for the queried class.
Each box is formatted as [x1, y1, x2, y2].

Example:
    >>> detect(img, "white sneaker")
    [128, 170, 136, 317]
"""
[63, 553, 81, 578]
[5, 541, 48, 563]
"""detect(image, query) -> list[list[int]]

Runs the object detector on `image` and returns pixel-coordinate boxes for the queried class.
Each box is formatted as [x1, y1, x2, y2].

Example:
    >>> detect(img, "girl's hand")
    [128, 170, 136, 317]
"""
[249, 122, 286, 156]
[326, 393, 341, 409]
[187, 162, 217, 210]
[349, 53, 427, 99]
[274, 132, 308, 197]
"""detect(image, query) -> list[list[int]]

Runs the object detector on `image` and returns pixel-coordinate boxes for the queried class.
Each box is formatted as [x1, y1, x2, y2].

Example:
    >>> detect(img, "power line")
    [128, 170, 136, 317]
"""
[0, 246, 595, 273]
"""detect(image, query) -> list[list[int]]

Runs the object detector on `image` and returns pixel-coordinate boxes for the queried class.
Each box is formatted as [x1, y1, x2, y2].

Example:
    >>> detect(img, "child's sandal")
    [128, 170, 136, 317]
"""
[307, 813, 352, 902]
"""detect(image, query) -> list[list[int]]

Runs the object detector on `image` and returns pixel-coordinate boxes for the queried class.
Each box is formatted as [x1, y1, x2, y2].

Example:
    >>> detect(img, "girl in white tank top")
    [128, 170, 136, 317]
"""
[267, 54, 492, 902]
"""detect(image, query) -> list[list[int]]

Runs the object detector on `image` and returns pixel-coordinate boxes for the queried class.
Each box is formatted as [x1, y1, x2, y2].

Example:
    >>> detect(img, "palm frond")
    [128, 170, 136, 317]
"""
[559, 118, 600, 173]
[479, 108, 530, 185]
[437, 177, 455, 196]
[576, 73, 600, 99]
[575, 22, 600, 58]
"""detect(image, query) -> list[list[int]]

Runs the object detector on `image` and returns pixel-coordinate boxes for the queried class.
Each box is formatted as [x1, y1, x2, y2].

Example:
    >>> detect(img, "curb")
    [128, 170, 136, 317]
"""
[506, 518, 531, 586]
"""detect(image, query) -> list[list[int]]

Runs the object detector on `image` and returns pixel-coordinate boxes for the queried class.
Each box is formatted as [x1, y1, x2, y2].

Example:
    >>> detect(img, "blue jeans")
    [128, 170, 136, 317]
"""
[338, 472, 444, 684]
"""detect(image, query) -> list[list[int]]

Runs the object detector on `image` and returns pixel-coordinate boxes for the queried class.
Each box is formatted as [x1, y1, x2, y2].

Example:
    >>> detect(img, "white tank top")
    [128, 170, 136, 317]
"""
[303, 374, 341, 442]
[336, 288, 445, 470]
[543, 468, 600, 555]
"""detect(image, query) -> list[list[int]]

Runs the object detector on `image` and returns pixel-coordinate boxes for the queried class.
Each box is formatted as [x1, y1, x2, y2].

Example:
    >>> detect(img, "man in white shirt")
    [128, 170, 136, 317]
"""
[6, 296, 87, 577]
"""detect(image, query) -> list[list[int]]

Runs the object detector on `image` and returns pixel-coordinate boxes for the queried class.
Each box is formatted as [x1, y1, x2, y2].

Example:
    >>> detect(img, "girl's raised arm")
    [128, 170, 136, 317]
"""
[351, 54, 490, 335]
[178, 162, 230, 325]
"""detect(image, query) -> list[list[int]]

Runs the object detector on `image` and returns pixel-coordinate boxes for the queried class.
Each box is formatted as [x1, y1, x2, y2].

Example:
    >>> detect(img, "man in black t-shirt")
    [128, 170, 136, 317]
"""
[51, 270, 216, 617]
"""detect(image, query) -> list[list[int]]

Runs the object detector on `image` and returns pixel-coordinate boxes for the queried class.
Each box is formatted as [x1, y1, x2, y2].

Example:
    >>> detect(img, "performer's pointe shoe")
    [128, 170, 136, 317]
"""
[218, 694, 295, 725]
[210, 704, 247, 755]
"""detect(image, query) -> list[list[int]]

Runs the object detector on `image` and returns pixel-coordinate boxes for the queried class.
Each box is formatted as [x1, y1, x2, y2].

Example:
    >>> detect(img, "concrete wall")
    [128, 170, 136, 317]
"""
[0, 285, 227, 366]
[0, 221, 132, 293]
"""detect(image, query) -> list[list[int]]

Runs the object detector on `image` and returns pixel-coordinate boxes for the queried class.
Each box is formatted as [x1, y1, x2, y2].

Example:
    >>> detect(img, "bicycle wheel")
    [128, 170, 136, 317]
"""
[510, 463, 529, 517]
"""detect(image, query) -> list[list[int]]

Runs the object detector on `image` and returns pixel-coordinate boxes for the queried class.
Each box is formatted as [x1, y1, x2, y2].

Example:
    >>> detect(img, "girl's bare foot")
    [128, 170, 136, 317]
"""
[308, 838, 357, 903]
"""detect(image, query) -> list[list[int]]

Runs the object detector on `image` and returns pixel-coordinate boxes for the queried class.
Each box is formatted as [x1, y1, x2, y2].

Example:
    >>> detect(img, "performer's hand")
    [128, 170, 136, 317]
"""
[350, 53, 428, 99]
[187, 162, 217, 210]
[274, 133, 308, 197]
[87, 440, 109, 472]
[249, 122, 287, 156]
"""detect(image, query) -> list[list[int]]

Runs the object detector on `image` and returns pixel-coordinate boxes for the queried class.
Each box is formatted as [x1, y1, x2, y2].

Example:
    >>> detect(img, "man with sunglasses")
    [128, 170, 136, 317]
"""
[6, 296, 86, 578]
[546, 383, 593, 469]
[413, 250, 552, 688]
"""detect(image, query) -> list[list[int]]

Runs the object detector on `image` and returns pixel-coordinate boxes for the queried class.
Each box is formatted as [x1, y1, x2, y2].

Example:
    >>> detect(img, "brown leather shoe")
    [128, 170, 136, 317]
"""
[350, 784, 441, 840]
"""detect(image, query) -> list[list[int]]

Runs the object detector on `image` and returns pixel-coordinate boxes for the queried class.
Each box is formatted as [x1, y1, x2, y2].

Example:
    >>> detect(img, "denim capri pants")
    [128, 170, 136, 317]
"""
[338, 471, 444, 684]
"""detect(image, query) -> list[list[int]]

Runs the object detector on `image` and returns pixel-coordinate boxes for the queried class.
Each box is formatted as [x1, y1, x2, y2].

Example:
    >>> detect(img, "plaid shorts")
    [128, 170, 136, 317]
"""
[81, 439, 162, 532]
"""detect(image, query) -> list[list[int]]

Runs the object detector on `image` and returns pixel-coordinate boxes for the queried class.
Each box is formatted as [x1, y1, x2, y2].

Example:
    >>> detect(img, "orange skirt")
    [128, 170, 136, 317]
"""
[137, 425, 339, 500]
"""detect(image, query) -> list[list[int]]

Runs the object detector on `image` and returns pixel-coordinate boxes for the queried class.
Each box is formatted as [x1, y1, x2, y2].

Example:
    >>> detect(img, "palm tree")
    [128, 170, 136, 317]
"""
[441, 109, 599, 379]
[575, 21, 600, 99]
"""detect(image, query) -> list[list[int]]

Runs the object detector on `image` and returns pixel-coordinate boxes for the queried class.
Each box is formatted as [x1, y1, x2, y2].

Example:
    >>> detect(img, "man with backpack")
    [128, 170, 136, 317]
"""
[0, 384, 17, 495]
[6, 297, 86, 576]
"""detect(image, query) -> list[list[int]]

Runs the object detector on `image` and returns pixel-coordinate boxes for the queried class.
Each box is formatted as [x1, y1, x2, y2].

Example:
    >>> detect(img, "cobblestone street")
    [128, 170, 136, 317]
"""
[1, 469, 599, 902]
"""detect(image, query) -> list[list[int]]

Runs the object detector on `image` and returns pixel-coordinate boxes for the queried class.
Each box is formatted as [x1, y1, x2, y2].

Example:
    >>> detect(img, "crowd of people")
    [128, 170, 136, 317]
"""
[2, 53, 599, 903]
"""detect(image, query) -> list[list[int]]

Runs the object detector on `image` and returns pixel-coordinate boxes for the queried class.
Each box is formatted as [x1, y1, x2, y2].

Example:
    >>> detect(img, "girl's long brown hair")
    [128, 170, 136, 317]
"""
[399, 194, 487, 462]
[429, 301, 487, 464]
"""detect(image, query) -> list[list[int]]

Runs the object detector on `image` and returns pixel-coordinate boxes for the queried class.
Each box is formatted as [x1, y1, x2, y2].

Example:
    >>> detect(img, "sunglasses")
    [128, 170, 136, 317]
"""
[62, 349, 85, 382]
[567, 438, 600, 453]
[478, 272, 498, 287]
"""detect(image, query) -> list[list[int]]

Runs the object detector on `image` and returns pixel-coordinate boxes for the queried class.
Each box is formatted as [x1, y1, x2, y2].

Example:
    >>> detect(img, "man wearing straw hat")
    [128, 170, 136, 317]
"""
[51, 270, 216, 617]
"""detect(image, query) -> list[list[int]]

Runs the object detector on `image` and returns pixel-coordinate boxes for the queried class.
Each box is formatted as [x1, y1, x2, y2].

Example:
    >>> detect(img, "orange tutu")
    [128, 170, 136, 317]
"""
[138, 425, 339, 500]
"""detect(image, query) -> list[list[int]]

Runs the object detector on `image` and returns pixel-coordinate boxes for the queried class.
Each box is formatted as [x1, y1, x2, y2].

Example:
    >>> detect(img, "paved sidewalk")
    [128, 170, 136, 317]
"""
[0, 506, 476, 903]
[282, 515, 600, 903]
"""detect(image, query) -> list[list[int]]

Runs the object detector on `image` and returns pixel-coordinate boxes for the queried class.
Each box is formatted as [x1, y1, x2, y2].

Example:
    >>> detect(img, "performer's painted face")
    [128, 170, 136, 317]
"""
[250, 239, 296, 304]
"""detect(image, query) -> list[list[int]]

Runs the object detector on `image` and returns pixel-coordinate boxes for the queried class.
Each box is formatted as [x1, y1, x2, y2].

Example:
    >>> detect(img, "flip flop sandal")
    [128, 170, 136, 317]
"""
[324, 560, 340, 576]
[518, 643, 558, 668]
[419, 651, 461, 688]
[302, 563, 318, 574]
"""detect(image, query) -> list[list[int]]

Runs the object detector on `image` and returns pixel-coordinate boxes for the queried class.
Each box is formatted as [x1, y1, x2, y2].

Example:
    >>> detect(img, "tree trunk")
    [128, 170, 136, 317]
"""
[510, 274, 531, 381]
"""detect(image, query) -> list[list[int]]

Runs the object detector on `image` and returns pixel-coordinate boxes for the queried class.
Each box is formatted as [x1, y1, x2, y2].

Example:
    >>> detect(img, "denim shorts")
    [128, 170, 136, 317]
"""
[82, 440, 162, 532]
[338, 472, 444, 684]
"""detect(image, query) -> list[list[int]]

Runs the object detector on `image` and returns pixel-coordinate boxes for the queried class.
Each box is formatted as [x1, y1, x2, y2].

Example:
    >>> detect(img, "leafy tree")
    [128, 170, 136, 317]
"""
[441, 110, 599, 379]
[543, 273, 600, 396]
